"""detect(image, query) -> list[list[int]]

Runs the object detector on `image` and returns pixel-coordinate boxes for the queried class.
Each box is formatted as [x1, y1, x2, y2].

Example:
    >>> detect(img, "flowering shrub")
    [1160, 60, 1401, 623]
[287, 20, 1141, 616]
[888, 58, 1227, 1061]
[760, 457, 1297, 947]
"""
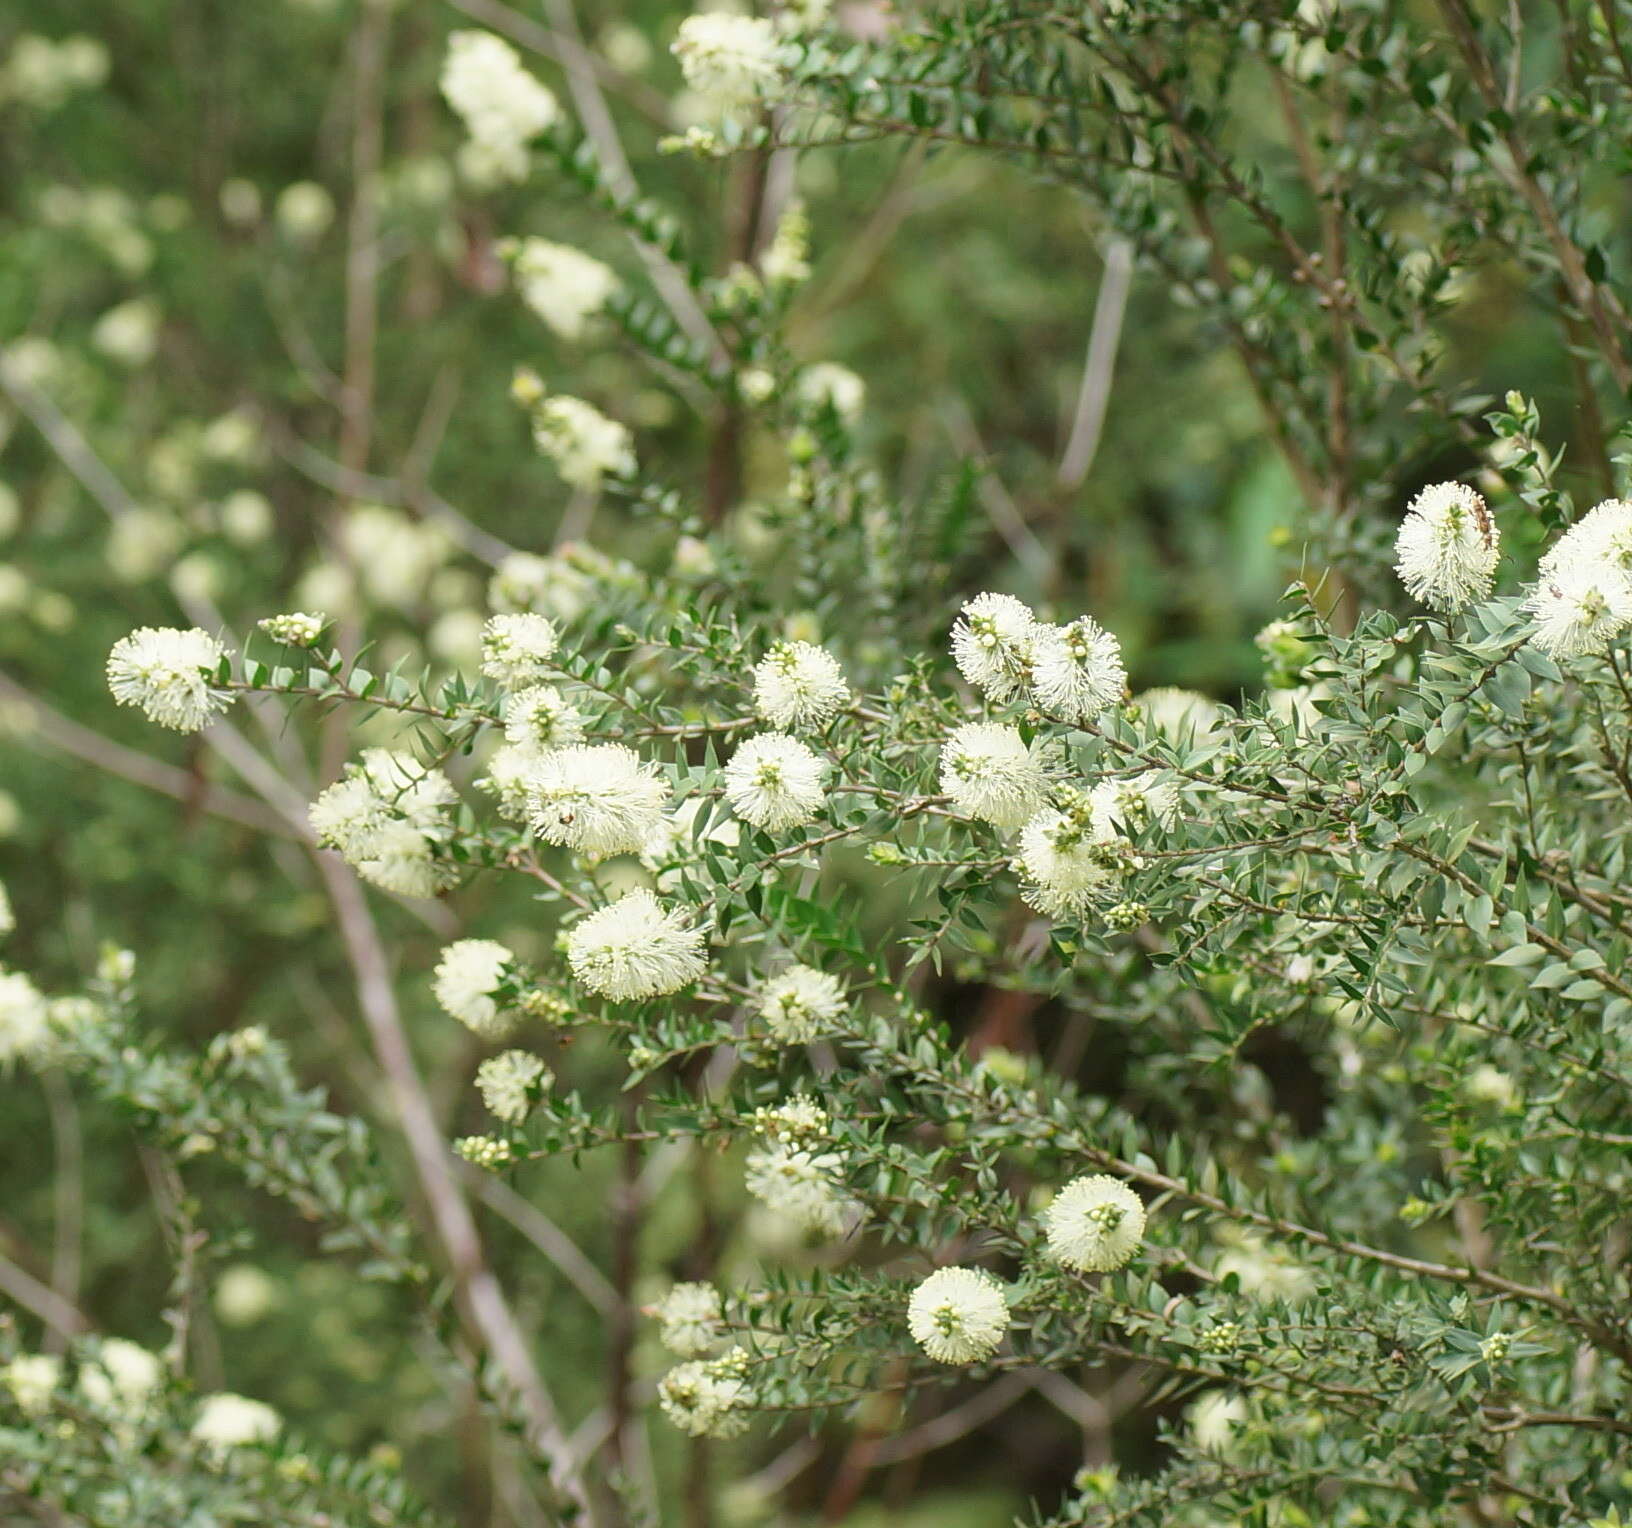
[5, 2, 1632, 1526]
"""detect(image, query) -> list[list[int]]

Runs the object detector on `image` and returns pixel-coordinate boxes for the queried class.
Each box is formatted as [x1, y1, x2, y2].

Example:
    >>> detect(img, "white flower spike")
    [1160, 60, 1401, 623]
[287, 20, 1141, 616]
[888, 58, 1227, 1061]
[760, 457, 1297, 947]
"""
[940, 722, 1047, 831]
[756, 964, 846, 1043]
[950, 591, 1040, 703]
[1043, 1174, 1147, 1272]
[106, 627, 230, 732]
[1030, 616, 1126, 724]
[907, 1267, 1009, 1365]
[752, 640, 850, 730]
[525, 743, 669, 858]
[566, 889, 706, 1001]
[723, 733, 828, 831]
[433, 939, 521, 1040]
[1394, 481, 1498, 612]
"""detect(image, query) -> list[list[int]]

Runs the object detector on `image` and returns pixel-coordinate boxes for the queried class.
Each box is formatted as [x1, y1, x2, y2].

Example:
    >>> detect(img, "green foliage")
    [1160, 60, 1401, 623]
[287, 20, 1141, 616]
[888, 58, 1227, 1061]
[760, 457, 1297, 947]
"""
[5, 1, 1632, 1526]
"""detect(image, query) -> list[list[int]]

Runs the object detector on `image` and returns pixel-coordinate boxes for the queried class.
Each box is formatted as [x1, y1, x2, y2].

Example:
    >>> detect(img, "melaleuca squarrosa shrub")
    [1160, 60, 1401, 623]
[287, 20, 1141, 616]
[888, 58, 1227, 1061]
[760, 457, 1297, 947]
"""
[4, 3, 1632, 1525]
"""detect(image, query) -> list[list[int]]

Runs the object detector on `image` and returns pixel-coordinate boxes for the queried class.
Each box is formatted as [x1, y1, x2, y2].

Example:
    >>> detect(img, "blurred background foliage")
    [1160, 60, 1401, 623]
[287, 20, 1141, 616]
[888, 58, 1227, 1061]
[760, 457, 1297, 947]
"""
[0, 0, 1612, 1523]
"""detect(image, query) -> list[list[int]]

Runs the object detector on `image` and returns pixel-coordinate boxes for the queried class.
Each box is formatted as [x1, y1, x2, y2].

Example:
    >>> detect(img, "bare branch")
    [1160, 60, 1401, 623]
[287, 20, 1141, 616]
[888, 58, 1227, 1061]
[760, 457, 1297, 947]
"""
[1058, 236, 1133, 490]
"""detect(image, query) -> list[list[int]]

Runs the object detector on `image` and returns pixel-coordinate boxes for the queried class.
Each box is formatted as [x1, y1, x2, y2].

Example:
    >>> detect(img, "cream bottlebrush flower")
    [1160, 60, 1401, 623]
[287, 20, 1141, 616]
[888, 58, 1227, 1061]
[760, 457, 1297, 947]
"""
[524, 743, 669, 857]
[940, 723, 1047, 831]
[192, 1393, 281, 1452]
[1524, 563, 1632, 659]
[503, 684, 584, 750]
[531, 396, 636, 489]
[275, 180, 334, 243]
[1016, 801, 1133, 920]
[1043, 1175, 1147, 1272]
[359, 821, 459, 901]
[658, 1352, 752, 1439]
[795, 362, 865, 423]
[340, 504, 447, 609]
[1214, 1230, 1316, 1304]
[92, 298, 160, 367]
[1189, 1390, 1249, 1456]
[752, 640, 850, 730]
[215, 1266, 277, 1327]
[1541, 497, 1632, 581]
[722, 733, 828, 831]
[1089, 772, 1180, 834]
[106, 627, 230, 732]
[359, 748, 459, 824]
[566, 889, 706, 1000]
[309, 751, 460, 899]
[0, 968, 50, 1063]
[480, 742, 541, 821]
[433, 939, 521, 1040]
[476, 1050, 552, 1123]
[743, 1145, 855, 1236]
[774, 0, 836, 31]
[1031, 616, 1127, 724]
[653, 1282, 725, 1357]
[481, 612, 560, 688]
[672, 13, 782, 106]
[751, 1094, 831, 1144]
[256, 611, 326, 647]
[1394, 481, 1499, 612]
[950, 592, 1041, 703]
[906, 1267, 1010, 1365]
[1464, 1063, 1521, 1109]
[0, 879, 11, 936]
[440, 31, 559, 178]
[756, 964, 846, 1043]
[489, 548, 597, 619]
[81, 1339, 162, 1412]
[509, 238, 618, 340]
[455, 1134, 516, 1169]
[761, 199, 811, 286]
[1136, 687, 1222, 743]
[4, 1354, 61, 1414]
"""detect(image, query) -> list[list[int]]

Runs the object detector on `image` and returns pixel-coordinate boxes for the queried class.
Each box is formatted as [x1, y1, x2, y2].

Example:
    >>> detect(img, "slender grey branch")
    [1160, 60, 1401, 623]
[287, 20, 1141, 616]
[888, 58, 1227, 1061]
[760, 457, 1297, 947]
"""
[869, 1371, 1032, 1464]
[461, 1163, 622, 1317]
[42, 1071, 83, 1358]
[1058, 236, 1133, 489]
[0, 670, 297, 839]
[0, 355, 139, 520]
[0, 1245, 87, 1342]
[943, 396, 1052, 584]
[318, 857, 592, 1519]
[271, 424, 514, 565]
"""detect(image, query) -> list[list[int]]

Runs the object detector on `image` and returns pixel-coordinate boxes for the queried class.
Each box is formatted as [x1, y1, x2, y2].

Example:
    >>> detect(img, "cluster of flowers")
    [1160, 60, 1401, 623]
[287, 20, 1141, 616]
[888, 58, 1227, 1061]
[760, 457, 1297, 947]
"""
[100, 612, 862, 1012]
[3, 1337, 279, 1453]
[509, 371, 637, 491]
[438, 30, 559, 184]
[0, 930, 110, 1069]
[906, 1176, 1147, 1364]
[2, 31, 108, 113]
[940, 592, 1174, 923]
[501, 237, 618, 342]
[1395, 481, 1632, 658]
[308, 749, 461, 900]
[743, 1090, 856, 1237]
[478, 628, 849, 1000]
[106, 627, 230, 733]
[0, 962, 51, 1063]
[671, 13, 786, 111]
[643, 1171, 1148, 1436]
